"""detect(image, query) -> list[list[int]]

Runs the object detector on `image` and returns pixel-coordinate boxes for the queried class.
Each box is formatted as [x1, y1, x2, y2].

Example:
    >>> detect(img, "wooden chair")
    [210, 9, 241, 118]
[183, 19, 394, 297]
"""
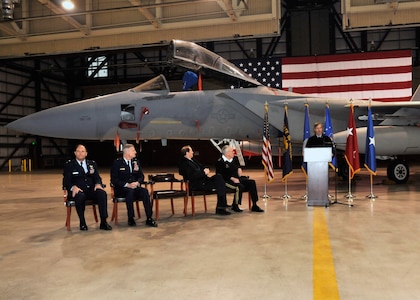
[148, 174, 188, 220]
[110, 184, 143, 225]
[183, 180, 251, 216]
[63, 188, 98, 231]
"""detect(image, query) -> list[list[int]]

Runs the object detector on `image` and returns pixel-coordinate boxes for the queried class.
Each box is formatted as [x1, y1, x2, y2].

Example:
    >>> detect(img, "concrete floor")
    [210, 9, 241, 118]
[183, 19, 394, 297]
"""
[1, 165, 420, 300]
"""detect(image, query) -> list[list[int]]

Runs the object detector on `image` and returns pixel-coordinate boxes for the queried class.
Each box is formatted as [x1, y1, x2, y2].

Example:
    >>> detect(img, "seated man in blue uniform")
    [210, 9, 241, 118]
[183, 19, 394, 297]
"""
[63, 144, 112, 231]
[178, 145, 231, 215]
[215, 145, 264, 213]
[110, 144, 157, 227]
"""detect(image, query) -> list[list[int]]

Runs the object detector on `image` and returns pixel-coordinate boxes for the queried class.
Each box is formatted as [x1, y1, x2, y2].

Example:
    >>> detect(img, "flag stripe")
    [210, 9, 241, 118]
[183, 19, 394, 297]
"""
[282, 65, 412, 79]
[282, 50, 412, 102]
[262, 103, 274, 183]
[283, 73, 411, 91]
[282, 50, 411, 65]
[285, 82, 412, 94]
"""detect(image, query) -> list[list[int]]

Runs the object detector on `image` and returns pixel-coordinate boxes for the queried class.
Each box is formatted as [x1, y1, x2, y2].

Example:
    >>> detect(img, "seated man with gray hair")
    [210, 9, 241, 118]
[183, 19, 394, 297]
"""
[215, 145, 264, 213]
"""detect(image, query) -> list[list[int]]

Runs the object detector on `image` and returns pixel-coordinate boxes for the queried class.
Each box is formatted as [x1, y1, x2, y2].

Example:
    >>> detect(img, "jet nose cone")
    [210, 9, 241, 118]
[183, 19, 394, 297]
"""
[4, 118, 29, 133]
[6, 102, 98, 139]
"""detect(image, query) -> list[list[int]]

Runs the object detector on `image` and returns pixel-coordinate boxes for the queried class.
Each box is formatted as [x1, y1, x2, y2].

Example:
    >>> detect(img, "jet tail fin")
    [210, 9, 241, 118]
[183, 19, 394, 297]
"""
[210, 138, 246, 166]
[410, 84, 420, 102]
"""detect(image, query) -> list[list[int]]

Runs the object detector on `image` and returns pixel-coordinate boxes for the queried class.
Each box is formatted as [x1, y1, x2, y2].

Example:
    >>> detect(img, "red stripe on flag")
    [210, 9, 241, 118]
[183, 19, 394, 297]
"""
[282, 49, 411, 64]
[282, 66, 412, 79]
[283, 81, 412, 94]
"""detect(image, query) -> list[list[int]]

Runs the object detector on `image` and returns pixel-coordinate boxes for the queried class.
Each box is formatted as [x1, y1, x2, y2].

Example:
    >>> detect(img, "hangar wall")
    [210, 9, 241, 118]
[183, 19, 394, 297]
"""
[1, 1, 420, 170]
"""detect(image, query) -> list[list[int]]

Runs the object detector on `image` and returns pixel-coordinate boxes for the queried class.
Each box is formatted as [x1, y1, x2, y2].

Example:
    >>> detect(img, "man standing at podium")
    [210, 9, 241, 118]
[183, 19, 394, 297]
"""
[305, 122, 333, 148]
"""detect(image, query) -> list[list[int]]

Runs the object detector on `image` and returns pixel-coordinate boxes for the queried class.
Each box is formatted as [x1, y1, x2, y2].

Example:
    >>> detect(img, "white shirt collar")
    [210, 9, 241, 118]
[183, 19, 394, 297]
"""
[222, 155, 233, 163]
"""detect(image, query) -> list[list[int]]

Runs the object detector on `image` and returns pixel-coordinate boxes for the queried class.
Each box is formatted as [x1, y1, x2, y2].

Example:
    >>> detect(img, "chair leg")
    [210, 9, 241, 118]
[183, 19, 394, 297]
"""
[155, 198, 159, 220]
[203, 195, 207, 212]
[248, 193, 252, 211]
[135, 201, 141, 219]
[170, 199, 175, 215]
[113, 202, 119, 225]
[111, 201, 116, 221]
[183, 195, 188, 216]
[92, 205, 98, 223]
[66, 207, 71, 231]
[191, 195, 195, 216]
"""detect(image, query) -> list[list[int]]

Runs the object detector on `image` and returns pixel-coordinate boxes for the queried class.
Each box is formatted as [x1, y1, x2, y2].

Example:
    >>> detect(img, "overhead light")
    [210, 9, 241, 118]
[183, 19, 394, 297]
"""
[1, 0, 20, 20]
[61, 0, 74, 10]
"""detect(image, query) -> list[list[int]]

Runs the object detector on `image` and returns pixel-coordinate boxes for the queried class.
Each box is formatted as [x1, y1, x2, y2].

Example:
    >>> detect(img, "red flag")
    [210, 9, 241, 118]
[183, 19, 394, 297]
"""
[344, 103, 360, 179]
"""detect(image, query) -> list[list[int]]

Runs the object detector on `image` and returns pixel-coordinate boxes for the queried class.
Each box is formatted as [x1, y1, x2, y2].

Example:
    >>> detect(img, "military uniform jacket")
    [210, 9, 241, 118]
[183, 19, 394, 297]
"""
[110, 158, 145, 197]
[63, 159, 103, 195]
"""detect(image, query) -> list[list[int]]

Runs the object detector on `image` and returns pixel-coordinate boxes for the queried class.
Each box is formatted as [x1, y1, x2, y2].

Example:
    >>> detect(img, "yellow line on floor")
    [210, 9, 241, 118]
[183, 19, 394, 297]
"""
[313, 207, 340, 299]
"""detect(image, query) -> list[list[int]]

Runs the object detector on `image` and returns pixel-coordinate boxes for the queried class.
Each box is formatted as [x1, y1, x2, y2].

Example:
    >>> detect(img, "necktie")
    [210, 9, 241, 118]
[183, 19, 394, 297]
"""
[127, 160, 132, 173]
[80, 161, 87, 173]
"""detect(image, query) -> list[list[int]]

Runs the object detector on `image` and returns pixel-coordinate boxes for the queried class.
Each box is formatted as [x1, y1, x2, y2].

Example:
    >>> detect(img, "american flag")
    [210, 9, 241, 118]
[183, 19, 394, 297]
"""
[281, 50, 412, 102]
[232, 58, 282, 88]
[262, 102, 274, 183]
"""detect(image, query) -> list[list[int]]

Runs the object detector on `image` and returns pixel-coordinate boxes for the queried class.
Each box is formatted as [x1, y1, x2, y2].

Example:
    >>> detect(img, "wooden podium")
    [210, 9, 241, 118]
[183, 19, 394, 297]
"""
[304, 147, 332, 206]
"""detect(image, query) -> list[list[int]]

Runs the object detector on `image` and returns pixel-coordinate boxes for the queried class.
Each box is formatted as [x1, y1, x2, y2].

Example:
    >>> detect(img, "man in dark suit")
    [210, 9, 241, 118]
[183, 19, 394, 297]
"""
[215, 145, 264, 213]
[305, 122, 333, 148]
[63, 144, 112, 231]
[178, 145, 231, 215]
[110, 144, 157, 227]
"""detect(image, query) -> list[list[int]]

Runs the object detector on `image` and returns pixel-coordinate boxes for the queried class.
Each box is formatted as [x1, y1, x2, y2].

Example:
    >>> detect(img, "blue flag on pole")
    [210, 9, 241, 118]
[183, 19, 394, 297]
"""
[324, 104, 337, 171]
[364, 106, 377, 175]
[301, 103, 310, 177]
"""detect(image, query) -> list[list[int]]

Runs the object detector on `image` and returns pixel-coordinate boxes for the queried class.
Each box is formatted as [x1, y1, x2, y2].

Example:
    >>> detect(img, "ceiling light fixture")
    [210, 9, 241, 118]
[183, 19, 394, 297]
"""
[61, 0, 74, 10]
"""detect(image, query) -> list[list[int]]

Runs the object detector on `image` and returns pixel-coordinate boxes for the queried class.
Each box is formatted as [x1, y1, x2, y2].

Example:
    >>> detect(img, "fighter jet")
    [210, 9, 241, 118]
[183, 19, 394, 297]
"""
[6, 40, 420, 183]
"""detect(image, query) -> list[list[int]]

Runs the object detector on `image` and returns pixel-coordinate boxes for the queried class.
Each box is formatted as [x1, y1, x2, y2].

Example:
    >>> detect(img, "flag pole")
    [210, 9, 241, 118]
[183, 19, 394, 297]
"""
[281, 179, 291, 204]
[301, 177, 308, 201]
[366, 174, 377, 200]
[344, 166, 355, 205]
[262, 183, 270, 199]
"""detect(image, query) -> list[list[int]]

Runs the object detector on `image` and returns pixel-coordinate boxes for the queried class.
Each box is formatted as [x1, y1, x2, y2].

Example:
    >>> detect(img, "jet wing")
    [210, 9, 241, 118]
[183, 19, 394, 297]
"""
[350, 101, 420, 126]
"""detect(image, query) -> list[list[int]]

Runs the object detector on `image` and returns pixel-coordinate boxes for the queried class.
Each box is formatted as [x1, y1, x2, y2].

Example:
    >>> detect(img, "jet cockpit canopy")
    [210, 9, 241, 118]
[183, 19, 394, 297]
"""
[168, 39, 262, 88]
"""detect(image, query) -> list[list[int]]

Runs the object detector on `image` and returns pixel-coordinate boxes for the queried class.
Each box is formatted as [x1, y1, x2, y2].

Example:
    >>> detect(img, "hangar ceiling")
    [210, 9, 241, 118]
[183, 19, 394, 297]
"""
[342, 0, 420, 31]
[0, 0, 280, 58]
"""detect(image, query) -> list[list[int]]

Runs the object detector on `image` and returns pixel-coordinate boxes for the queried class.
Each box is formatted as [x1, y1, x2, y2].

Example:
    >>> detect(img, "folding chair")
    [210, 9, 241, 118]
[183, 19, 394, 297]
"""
[149, 174, 188, 220]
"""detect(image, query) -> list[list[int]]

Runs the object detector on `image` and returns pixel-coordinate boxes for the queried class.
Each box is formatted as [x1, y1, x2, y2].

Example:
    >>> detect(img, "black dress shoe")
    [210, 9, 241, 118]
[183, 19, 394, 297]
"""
[146, 218, 158, 227]
[251, 205, 264, 212]
[231, 204, 243, 213]
[215, 208, 231, 215]
[99, 222, 112, 230]
[128, 218, 136, 227]
[80, 224, 88, 231]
